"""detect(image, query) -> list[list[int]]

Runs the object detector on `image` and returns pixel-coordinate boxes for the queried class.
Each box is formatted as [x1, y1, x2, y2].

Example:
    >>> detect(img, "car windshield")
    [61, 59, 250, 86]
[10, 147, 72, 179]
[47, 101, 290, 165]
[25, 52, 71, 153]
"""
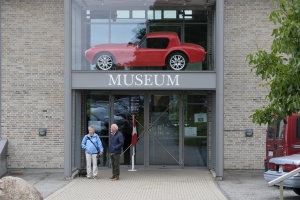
[138, 35, 147, 48]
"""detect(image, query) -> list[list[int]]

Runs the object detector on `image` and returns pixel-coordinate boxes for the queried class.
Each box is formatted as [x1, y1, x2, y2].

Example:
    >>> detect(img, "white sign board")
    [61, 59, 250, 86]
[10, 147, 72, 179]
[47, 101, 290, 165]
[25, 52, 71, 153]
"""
[184, 127, 197, 136]
[194, 113, 207, 123]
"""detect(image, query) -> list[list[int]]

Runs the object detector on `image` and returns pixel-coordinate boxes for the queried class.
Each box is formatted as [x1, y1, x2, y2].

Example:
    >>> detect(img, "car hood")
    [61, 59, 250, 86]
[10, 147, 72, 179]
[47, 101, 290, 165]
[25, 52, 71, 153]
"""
[91, 43, 137, 50]
[269, 154, 300, 165]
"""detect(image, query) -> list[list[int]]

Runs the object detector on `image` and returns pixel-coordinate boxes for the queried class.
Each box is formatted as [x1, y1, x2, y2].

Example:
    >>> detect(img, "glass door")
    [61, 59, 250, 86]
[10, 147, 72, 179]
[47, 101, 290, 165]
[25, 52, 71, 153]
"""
[112, 93, 145, 166]
[183, 91, 208, 166]
[85, 91, 110, 167]
[147, 92, 181, 166]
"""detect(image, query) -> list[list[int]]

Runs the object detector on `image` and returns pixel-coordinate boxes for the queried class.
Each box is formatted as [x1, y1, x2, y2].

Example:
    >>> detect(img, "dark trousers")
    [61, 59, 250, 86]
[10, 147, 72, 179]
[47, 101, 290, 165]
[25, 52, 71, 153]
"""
[110, 154, 120, 178]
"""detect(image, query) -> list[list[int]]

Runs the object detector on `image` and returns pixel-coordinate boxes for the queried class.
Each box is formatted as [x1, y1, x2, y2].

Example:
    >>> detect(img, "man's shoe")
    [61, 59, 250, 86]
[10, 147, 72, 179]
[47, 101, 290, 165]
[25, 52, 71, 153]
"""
[111, 177, 119, 181]
[93, 176, 98, 180]
[109, 176, 115, 179]
[87, 176, 92, 179]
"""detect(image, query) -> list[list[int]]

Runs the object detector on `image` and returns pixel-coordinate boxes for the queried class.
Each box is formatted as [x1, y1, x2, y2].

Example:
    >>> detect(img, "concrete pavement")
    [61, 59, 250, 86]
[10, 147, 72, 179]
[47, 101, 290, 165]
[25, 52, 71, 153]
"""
[217, 170, 299, 200]
[4, 168, 300, 200]
[4, 168, 227, 200]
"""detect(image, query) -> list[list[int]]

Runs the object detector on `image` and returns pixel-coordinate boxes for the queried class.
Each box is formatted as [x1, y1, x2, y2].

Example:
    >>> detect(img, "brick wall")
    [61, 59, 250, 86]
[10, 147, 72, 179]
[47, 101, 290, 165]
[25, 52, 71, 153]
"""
[224, 0, 276, 169]
[1, 0, 64, 168]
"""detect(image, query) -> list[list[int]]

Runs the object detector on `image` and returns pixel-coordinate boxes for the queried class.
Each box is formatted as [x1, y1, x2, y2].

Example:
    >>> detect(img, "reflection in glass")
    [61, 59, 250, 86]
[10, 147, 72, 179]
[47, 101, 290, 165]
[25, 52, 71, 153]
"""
[179, 10, 192, 19]
[184, 92, 207, 166]
[163, 10, 176, 19]
[85, 91, 110, 167]
[184, 138, 207, 166]
[117, 10, 130, 18]
[132, 10, 146, 18]
[114, 94, 144, 165]
[90, 25, 109, 46]
[72, 0, 210, 71]
[148, 10, 162, 20]
[149, 94, 179, 165]
[111, 24, 146, 43]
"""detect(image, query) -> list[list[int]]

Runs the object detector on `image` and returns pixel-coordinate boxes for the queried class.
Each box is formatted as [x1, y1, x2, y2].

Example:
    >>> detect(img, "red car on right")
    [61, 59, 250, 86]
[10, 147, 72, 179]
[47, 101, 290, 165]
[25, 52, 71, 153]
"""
[264, 113, 300, 195]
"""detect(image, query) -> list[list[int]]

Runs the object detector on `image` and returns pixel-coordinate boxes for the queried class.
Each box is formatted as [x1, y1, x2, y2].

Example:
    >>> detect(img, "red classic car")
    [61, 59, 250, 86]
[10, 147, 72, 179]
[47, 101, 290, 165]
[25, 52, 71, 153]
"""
[85, 31, 206, 70]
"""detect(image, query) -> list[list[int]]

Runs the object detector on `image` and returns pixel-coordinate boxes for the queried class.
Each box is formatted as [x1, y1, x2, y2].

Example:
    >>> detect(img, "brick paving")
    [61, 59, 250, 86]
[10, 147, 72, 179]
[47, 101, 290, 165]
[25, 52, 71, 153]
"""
[45, 169, 227, 200]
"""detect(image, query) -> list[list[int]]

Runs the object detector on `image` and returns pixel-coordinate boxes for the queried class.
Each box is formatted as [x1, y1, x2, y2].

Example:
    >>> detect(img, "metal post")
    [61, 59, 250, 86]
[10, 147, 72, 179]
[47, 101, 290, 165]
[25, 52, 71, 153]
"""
[280, 181, 283, 200]
[128, 146, 137, 172]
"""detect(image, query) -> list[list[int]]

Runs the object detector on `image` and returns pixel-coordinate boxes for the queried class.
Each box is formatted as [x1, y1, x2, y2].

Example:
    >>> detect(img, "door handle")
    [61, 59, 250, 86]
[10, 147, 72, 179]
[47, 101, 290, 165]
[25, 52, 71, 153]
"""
[274, 143, 277, 149]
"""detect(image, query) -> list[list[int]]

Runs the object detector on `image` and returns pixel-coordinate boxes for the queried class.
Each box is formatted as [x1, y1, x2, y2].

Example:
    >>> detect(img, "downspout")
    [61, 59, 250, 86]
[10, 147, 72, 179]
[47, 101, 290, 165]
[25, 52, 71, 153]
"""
[64, 0, 72, 178]
[215, 0, 224, 178]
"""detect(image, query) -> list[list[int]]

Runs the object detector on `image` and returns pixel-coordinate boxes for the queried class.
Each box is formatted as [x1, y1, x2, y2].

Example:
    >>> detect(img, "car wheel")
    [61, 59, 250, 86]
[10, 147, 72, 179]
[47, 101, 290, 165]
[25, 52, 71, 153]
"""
[94, 53, 115, 70]
[167, 52, 188, 71]
[293, 188, 300, 195]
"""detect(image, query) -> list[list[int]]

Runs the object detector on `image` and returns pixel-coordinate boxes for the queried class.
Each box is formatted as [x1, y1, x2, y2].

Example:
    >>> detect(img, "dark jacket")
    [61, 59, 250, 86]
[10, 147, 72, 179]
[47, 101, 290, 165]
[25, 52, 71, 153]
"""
[109, 130, 124, 154]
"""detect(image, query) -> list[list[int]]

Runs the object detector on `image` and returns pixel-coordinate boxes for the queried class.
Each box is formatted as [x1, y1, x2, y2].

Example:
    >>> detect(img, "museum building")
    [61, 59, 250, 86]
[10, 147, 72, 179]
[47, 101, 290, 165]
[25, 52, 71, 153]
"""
[0, 0, 275, 178]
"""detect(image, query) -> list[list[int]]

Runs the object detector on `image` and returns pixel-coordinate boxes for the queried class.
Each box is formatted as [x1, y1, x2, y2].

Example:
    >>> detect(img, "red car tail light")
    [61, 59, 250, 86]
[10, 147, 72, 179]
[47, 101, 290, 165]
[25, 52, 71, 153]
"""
[268, 162, 276, 170]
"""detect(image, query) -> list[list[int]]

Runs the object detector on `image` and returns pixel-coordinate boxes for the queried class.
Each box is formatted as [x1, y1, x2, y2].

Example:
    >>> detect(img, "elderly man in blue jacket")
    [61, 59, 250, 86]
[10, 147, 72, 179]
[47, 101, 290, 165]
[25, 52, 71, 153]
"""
[109, 123, 124, 181]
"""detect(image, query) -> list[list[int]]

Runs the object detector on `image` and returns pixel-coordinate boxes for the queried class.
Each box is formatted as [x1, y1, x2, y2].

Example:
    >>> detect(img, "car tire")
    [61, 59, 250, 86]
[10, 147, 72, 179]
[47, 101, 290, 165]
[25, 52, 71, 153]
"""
[166, 52, 188, 71]
[293, 188, 300, 195]
[94, 52, 115, 70]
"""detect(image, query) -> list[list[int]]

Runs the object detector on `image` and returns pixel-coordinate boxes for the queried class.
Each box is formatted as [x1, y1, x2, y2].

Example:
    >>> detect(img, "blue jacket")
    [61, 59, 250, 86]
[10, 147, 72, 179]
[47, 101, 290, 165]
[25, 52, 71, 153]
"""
[81, 133, 104, 154]
[109, 130, 124, 154]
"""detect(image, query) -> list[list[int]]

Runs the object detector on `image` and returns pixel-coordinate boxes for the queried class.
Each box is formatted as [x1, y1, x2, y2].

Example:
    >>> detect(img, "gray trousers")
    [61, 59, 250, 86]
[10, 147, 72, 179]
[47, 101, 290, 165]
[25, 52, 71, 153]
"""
[110, 154, 120, 178]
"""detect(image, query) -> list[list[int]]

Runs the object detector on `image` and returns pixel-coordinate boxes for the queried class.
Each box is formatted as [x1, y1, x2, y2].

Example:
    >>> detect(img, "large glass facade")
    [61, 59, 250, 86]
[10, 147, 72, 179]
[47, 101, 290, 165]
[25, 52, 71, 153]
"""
[82, 90, 208, 167]
[73, 0, 214, 170]
[72, 0, 213, 71]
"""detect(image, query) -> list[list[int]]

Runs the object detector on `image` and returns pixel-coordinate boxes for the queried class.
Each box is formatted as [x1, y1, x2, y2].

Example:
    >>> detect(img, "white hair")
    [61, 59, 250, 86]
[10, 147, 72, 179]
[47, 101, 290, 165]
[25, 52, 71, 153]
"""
[111, 124, 118, 130]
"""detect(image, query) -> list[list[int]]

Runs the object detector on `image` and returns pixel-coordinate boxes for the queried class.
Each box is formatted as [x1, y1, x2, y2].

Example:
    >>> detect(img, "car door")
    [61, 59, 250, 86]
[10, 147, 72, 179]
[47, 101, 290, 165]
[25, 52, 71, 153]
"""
[266, 120, 276, 163]
[266, 119, 285, 162]
[140, 38, 169, 66]
[274, 119, 285, 157]
[287, 115, 300, 155]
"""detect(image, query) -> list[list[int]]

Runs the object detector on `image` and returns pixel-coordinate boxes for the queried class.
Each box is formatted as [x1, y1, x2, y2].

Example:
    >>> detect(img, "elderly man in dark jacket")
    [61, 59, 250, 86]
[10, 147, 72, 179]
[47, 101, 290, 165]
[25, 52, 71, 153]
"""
[109, 123, 124, 180]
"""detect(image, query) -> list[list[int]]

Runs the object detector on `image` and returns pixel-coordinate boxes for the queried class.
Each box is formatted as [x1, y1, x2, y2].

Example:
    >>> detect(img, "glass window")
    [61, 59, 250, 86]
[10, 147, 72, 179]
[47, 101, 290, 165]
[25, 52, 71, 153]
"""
[117, 10, 130, 18]
[276, 119, 285, 140]
[296, 117, 300, 140]
[132, 10, 146, 18]
[111, 24, 145, 43]
[85, 91, 110, 167]
[146, 38, 169, 49]
[164, 10, 176, 19]
[179, 10, 192, 19]
[90, 24, 109, 46]
[72, 0, 210, 71]
[184, 91, 207, 166]
[267, 122, 274, 140]
[148, 10, 162, 20]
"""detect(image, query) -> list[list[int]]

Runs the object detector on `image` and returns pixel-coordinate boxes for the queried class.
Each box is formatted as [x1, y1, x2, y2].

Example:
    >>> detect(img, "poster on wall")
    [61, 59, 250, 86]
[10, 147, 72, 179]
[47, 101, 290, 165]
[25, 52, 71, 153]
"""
[184, 127, 197, 136]
[194, 113, 207, 123]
